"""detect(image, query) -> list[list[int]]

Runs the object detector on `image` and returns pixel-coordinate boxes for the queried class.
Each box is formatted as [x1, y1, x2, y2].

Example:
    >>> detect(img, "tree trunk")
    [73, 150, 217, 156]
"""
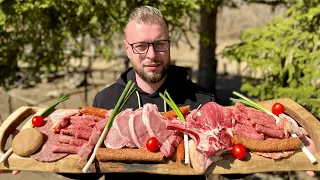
[197, 6, 218, 97]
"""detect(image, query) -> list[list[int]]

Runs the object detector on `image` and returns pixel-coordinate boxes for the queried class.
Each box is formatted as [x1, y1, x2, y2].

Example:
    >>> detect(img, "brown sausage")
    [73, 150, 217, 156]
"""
[96, 148, 165, 162]
[175, 140, 185, 162]
[232, 135, 302, 152]
[80, 106, 108, 118]
[161, 105, 190, 120]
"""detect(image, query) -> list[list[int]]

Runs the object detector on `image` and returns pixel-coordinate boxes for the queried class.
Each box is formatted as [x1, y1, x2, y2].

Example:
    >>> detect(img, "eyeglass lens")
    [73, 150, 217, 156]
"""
[132, 41, 169, 53]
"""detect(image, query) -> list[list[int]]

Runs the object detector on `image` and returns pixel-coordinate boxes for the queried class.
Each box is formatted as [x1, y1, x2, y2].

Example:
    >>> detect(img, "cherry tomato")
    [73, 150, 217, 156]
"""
[32, 115, 45, 127]
[232, 144, 247, 159]
[146, 137, 160, 152]
[272, 102, 285, 116]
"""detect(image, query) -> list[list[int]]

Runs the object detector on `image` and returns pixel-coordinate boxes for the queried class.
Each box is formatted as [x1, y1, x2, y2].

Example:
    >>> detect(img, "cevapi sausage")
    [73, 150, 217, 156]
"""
[161, 105, 190, 120]
[175, 140, 185, 162]
[81, 106, 108, 118]
[96, 148, 165, 162]
[232, 135, 302, 152]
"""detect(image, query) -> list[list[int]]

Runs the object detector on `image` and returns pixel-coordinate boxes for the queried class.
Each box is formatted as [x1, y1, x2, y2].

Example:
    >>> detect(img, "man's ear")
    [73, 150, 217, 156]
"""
[124, 40, 129, 51]
[124, 40, 131, 59]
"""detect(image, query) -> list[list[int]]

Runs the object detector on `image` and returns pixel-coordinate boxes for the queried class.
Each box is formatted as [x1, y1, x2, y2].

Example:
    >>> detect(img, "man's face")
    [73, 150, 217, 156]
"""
[124, 20, 170, 84]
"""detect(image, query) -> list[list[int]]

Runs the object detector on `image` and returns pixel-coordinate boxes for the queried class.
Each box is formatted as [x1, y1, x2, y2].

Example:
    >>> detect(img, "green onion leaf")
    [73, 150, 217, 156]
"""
[159, 90, 185, 121]
[40, 95, 69, 118]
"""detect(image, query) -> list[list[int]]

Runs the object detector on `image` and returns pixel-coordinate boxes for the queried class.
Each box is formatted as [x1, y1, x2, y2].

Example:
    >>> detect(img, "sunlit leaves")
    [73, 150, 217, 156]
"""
[222, 0, 320, 118]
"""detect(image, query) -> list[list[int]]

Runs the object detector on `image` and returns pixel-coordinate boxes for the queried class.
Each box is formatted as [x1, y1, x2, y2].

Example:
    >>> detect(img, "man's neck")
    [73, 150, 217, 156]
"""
[135, 73, 166, 94]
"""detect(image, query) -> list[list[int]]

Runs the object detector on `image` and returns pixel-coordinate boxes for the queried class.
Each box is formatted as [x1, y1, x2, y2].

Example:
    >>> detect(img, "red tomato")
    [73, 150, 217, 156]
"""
[272, 102, 285, 116]
[232, 144, 247, 159]
[32, 115, 45, 127]
[146, 137, 160, 152]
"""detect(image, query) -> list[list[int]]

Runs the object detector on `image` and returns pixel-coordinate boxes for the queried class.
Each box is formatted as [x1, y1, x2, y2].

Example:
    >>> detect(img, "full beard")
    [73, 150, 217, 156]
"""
[133, 61, 170, 84]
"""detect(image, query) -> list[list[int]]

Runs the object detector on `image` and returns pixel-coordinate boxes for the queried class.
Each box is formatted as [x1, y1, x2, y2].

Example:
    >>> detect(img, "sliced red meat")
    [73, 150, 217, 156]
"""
[57, 134, 87, 147]
[256, 124, 284, 139]
[78, 143, 94, 161]
[67, 124, 93, 132]
[52, 143, 80, 154]
[75, 130, 91, 140]
[233, 123, 264, 140]
[82, 114, 104, 122]
[196, 102, 234, 128]
[60, 128, 92, 140]
[79, 117, 109, 161]
[69, 116, 96, 127]
[31, 119, 68, 162]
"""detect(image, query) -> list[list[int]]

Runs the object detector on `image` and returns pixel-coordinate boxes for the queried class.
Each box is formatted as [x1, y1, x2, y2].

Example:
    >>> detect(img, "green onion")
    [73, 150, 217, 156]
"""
[82, 80, 136, 173]
[105, 81, 136, 129]
[29, 95, 69, 128]
[159, 90, 185, 121]
[40, 95, 69, 118]
[159, 90, 189, 165]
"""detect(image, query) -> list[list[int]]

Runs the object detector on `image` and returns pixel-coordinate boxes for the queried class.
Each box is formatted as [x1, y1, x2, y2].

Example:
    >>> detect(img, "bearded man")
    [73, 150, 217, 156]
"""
[93, 5, 214, 112]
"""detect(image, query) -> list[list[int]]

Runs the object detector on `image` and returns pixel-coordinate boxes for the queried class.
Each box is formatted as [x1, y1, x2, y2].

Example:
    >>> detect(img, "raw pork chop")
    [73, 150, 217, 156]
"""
[167, 102, 235, 157]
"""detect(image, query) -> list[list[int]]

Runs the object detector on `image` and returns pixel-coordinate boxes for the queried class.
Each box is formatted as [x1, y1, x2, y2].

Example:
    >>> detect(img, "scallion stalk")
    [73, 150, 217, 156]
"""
[82, 80, 135, 173]
[159, 90, 185, 121]
[159, 90, 189, 165]
[40, 95, 69, 118]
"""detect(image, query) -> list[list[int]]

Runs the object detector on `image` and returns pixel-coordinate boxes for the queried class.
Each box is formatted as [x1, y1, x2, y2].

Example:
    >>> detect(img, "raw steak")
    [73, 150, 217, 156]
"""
[167, 102, 235, 157]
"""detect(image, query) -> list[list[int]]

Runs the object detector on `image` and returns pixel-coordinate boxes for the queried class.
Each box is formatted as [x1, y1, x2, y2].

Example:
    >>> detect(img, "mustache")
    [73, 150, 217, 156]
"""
[143, 60, 162, 66]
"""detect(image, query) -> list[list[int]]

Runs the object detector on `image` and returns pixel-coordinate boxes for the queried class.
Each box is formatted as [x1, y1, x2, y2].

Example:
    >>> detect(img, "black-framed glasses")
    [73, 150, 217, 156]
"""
[125, 40, 170, 54]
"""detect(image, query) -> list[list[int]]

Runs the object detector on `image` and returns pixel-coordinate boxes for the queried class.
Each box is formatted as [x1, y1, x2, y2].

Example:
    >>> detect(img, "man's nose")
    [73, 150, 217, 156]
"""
[146, 45, 156, 59]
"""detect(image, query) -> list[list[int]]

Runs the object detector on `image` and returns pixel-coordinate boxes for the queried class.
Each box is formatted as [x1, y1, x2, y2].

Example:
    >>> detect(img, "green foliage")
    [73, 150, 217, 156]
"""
[1, 0, 215, 89]
[222, 0, 320, 118]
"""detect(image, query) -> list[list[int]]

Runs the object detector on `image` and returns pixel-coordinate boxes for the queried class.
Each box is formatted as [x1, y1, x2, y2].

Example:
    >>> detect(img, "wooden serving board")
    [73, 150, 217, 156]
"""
[0, 98, 320, 175]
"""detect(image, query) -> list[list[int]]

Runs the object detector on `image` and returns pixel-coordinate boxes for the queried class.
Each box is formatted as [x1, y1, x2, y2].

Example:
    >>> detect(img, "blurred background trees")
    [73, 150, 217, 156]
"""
[0, 0, 319, 118]
[223, 0, 320, 117]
